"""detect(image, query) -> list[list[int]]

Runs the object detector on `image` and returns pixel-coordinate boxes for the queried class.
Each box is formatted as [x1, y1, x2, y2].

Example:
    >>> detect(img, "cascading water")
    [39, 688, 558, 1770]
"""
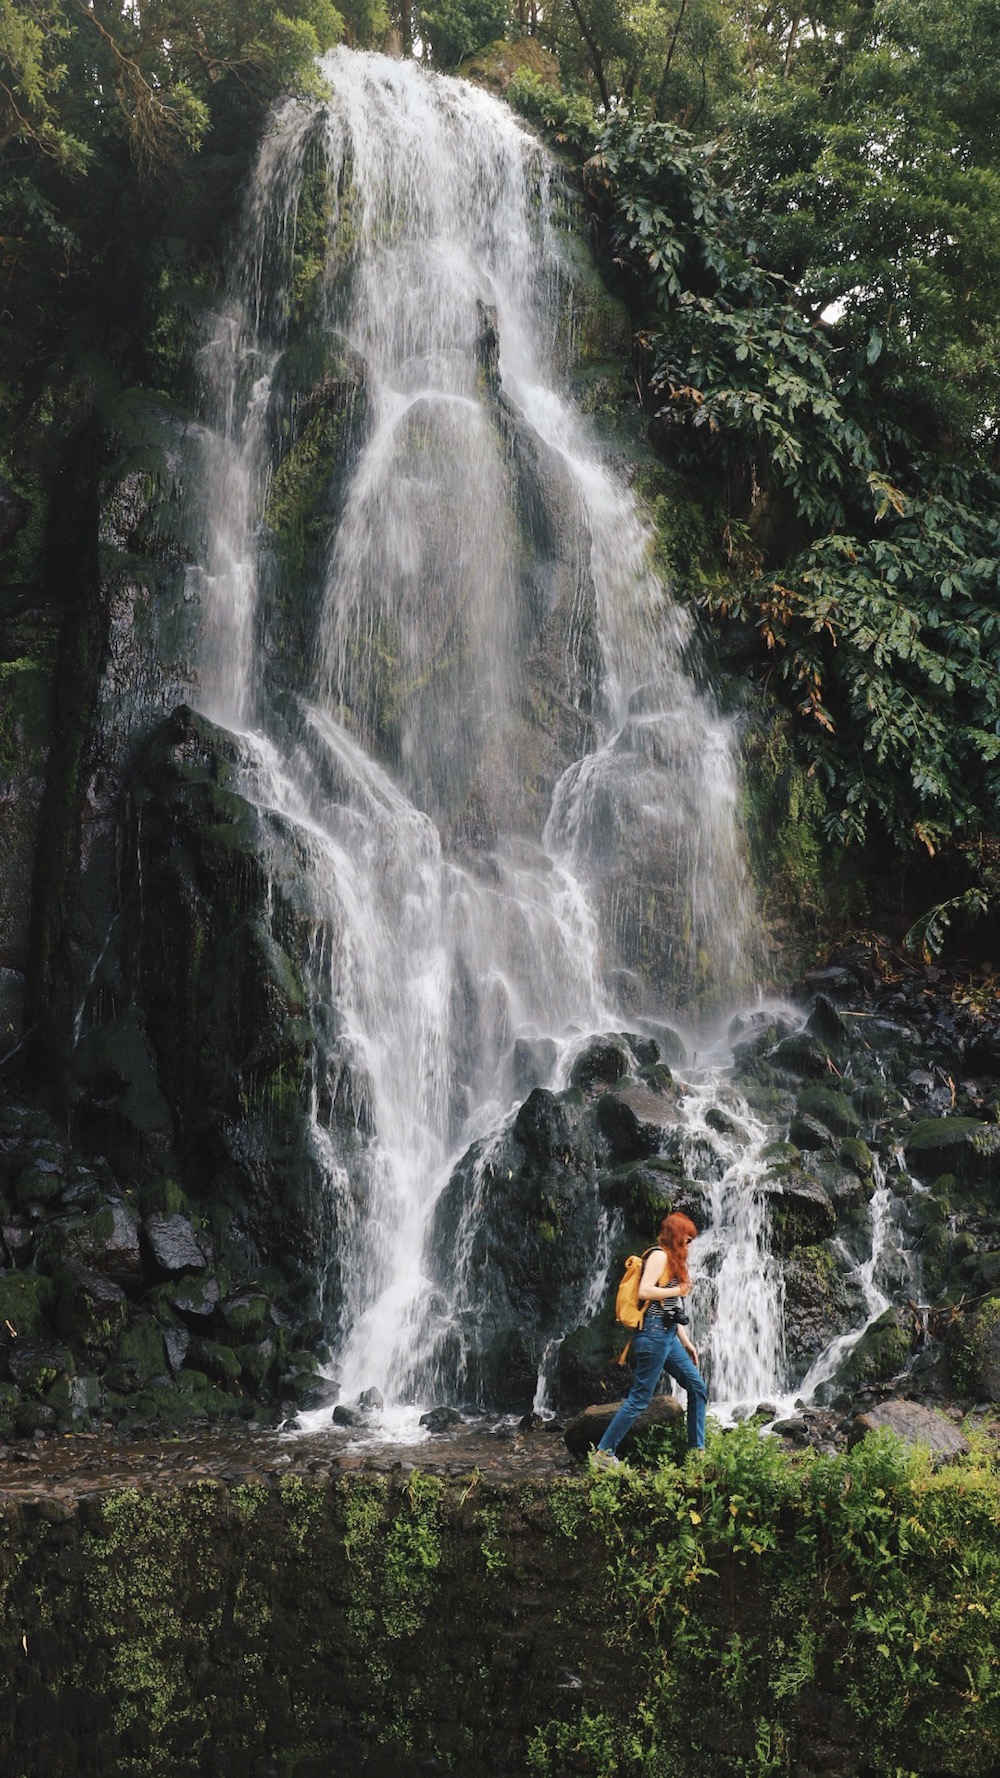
[182, 46, 900, 1436]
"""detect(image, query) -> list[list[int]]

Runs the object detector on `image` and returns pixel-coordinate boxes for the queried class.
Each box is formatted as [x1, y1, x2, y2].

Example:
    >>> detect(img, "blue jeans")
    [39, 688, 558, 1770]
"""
[598, 1309, 707, 1452]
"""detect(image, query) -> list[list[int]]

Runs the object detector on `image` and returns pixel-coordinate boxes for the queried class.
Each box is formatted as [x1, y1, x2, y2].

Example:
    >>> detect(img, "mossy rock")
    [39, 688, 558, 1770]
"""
[12, 1152, 66, 1207]
[235, 1338, 277, 1389]
[0, 1270, 54, 1338]
[827, 1307, 911, 1394]
[221, 1293, 271, 1339]
[8, 1337, 74, 1394]
[794, 1086, 862, 1138]
[186, 1335, 242, 1385]
[788, 1112, 837, 1154]
[852, 1083, 893, 1118]
[173, 1367, 242, 1419]
[839, 1137, 874, 1177]
[904, 1118, 1000, 1186]
[761, 1168, 836, 1254]
[105, 1317, 168, 1393]
[54, 1265, 129, 1355]
[808, 1158, 869, 1214]
[598, 1159, 706, 1236]
[44, 1372, 102, 1428]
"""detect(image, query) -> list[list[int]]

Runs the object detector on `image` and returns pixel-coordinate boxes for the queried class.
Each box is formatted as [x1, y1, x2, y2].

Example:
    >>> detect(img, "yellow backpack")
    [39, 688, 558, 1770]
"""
[613, 1245, 671, 1361]
[614, 1248, 655, 1329]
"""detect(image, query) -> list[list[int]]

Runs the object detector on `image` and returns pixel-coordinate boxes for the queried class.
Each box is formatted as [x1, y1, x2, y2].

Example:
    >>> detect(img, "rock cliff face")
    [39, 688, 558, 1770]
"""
[0, 1438, 996, 1778]
[0, 65, 654, 1432]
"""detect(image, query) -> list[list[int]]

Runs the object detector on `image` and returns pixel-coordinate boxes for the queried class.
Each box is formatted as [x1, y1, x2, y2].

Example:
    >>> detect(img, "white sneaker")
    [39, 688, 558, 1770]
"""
[588, 1448, 622, 1472]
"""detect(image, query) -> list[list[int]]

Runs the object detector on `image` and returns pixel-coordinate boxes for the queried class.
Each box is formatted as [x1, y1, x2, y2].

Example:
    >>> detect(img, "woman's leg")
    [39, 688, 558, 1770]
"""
[662, 1336, 708, 1449]
[596, 1321, 669, 1454]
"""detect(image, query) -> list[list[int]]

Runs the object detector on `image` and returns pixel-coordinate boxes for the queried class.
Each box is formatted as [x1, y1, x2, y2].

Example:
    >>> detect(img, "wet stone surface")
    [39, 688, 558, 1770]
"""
[0, 1417, 581, 1505]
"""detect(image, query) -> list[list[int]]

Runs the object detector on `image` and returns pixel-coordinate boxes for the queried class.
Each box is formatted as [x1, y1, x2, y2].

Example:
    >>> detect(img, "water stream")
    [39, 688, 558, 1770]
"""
[181, 48, 903, 1437]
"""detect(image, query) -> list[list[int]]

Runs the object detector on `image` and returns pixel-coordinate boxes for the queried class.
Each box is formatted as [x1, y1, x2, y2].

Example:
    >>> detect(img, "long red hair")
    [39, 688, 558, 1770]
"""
[658, 1211, 697, 1292]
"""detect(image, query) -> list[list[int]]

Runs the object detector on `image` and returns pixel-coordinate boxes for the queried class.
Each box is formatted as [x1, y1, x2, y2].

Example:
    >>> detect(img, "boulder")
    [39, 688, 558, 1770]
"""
[144, 1212, 207, 1276]
[170, 1276, 220, 1323]
[420, 1405, 463, 1433]
[794, 1086, 861, 1139]
[45, 1373, 102, 1429]
[808, 1159, 868, 1215]
[8, 1339, 74, 1392]
[761, 1169, 836, 1254]
[54, 1265, 129, 1355]
[781, 1246, 861, 1379]
[49, 1199, 143, 1290]
[805, 995, 847, 1046]
[104, 1318, 169, 1394]
[825, 1307, 911, 1395]
[768, 1034, 832, 1080]
[186, 1337, 241, 1385]
[596, 1080, 680, 1162]
[904, 1118, 1000, 1186]
[332, 1402, 368, 1428]
[848, 1398, 969, 1464]
[162, 1324, 190, 1372]
[563, 1393, 684, 1458]
[12, 1152, 66, 1207]
[788, 1113, 838, 1154]
[570, 1038, 632, 1094]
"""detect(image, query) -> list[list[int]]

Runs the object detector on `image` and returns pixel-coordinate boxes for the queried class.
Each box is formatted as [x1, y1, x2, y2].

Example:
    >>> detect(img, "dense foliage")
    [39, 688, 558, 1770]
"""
[498, 0, 1000, 934]
[531, 1423, 1000, 1776]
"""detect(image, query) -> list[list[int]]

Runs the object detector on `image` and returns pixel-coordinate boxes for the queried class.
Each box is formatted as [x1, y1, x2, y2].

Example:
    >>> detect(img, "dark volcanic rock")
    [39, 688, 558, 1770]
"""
[761, 1168, 837, 1253]
[768, 1033, 832, 1080]
[45, 1199, 143, 1291]
[420, 1405, 463, 1433]
[595, 1078, 680, 1162]
[821, 1307, 911, 1398]
[781, 1246, 861, 1380]
[144, 1211, 206, 1276]
[8, 1339, 72, 1392]
[563, 1393, 683, 1457]
[794, 1086, 861, 1139]
[54, 1265, 128, 1355]
[904, 1117, 1000, 1185]
[569, 1037, 632, 1093]
[171, 1276, 221, 1323]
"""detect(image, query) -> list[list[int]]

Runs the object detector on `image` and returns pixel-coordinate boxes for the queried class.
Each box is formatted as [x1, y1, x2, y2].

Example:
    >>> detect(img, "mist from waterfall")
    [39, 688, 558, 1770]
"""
[186, 48, 764, 1427]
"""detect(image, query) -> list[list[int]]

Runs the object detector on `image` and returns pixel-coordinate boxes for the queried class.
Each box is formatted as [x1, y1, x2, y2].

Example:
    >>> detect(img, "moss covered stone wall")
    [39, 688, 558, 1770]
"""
[1, 1426, 998, 1778]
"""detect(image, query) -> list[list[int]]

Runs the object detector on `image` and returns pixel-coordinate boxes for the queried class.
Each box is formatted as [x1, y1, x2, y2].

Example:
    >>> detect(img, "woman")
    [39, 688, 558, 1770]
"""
[591, 1211, 707, 1467]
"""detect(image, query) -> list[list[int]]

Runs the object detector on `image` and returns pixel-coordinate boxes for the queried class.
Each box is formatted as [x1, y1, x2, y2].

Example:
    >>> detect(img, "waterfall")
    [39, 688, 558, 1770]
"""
[185, 48, 760, 1426]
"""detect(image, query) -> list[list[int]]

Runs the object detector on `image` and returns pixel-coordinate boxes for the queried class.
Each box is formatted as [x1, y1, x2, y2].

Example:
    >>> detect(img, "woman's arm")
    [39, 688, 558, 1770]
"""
[638, 1249, 685, 1303]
